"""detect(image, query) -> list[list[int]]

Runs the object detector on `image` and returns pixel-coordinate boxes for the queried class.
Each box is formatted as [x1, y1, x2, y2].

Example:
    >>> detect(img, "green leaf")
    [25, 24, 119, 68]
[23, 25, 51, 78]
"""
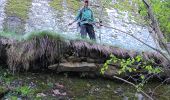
[140, 75, 145, 80]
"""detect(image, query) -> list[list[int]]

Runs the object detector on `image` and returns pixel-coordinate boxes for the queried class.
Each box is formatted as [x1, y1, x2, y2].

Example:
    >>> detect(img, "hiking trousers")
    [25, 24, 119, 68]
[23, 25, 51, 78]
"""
[80, 24, 96, 40]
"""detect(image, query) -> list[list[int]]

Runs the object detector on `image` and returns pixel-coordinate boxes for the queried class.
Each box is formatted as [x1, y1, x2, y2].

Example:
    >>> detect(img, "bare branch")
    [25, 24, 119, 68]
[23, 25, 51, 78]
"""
[113, 75, 154, 100]
[100, 23, 170, 63]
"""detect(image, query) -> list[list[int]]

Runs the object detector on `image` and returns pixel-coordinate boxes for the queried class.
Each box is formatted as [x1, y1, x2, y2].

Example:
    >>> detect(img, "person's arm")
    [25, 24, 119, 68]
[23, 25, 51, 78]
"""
[68, 10, 81, 26]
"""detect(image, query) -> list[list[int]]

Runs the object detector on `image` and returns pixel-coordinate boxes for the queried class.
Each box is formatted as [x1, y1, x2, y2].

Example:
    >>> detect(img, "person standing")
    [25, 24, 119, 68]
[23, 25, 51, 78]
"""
[68, 0, 96, 40]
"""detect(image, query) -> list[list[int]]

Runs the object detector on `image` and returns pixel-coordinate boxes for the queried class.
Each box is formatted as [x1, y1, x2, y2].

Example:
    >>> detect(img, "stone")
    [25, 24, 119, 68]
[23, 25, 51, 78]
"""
[67, 56, 81, 62]
[57, 62, 97, 72]
[36, 93, 46, 97]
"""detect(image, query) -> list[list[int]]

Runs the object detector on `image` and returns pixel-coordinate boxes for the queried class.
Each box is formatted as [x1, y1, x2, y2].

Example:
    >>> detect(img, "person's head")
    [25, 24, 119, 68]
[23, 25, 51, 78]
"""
[84, 0, 89, 7]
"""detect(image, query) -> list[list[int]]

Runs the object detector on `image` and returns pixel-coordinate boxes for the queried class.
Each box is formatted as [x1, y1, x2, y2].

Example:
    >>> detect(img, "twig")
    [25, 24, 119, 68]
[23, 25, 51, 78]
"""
[151, 78, 170, 97]
[113, 75, 154, 100]
[100, 23, 170, 63]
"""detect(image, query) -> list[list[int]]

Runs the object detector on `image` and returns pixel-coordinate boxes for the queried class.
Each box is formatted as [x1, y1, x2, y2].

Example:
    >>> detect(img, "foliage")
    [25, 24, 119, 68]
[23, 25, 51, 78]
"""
[5, 0, 32, 20]
[138, 0, 170, 41]
[150, 0, 170, 41]
[16, 86, 32, 96]
[113, 0, 170, 41]
[101, 54, 163, 92]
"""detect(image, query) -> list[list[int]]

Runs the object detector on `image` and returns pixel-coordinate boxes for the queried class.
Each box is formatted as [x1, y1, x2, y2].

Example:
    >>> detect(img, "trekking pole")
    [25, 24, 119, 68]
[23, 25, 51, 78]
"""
[98, 0, 107, 43]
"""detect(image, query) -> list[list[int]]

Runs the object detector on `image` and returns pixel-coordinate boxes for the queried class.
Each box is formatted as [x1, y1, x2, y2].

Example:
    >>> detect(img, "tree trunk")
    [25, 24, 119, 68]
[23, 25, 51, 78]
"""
[142, 0, 170, 66]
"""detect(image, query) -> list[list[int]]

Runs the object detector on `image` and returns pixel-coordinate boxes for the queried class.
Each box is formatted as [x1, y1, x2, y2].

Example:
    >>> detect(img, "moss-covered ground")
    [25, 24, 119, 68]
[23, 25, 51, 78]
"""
[5, 0, 32, 21]
[49, 0, 82, 14]
[0, 67, 170, 100]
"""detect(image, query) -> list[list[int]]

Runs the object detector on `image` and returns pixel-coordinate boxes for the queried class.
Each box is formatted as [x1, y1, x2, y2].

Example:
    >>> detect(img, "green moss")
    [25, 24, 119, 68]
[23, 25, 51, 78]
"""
[67, 0, 81, 13]
[49, 0, 63, 11]
[49, 0, 81, 14]
[5, 0, 32, 21]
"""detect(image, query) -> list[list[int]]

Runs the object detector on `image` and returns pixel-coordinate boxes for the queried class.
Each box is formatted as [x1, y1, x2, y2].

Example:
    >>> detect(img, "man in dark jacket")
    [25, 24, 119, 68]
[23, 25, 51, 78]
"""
[69, 0, 96, 40]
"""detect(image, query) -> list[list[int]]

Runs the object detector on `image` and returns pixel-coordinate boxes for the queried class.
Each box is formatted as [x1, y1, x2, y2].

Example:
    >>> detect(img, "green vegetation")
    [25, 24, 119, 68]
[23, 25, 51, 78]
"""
[16, 86, 33, 96]
[23, 31, 65, 41]
[49, 0, 81, 14]
[148, 0, 170, 41]
[0, 66, 169, 99]
[101, 54, 163, 99]
[5, 0, 32, 21]
[113, 0, 170, 41]
[0, 31, 98, 45]
[49, 0, 63, 11]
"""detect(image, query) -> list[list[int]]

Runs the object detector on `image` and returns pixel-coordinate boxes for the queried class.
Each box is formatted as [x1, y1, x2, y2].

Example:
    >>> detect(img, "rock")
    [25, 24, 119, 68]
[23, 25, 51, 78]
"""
[67, 56, 81, 62]
[135, 93, 144, 100]
[57, 62, 97, 72]
[36, 93, 46, 97]
[114, 87, 124, 96]
[55, 83, 64, 89]
[48, 64, 58, 70]
[53, 89, 67, 96]
[3, 16, 25, 34]
[0, 0, 7, 31]
[106, 84, 111, 88]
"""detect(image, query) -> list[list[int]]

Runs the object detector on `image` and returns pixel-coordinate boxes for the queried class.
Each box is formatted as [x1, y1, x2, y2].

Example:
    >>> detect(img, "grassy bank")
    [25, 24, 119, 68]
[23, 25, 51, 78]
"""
[5, 0, 32, 21]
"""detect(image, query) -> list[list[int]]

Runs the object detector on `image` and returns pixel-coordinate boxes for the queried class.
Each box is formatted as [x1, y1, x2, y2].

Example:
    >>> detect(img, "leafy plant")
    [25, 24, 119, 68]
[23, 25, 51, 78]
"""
[101, 54, 163, 92]
[16, 86, 32, 96]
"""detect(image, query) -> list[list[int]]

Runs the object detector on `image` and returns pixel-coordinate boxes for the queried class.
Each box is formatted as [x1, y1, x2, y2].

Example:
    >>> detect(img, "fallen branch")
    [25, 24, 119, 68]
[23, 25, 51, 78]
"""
[113, 75, 154, 100]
